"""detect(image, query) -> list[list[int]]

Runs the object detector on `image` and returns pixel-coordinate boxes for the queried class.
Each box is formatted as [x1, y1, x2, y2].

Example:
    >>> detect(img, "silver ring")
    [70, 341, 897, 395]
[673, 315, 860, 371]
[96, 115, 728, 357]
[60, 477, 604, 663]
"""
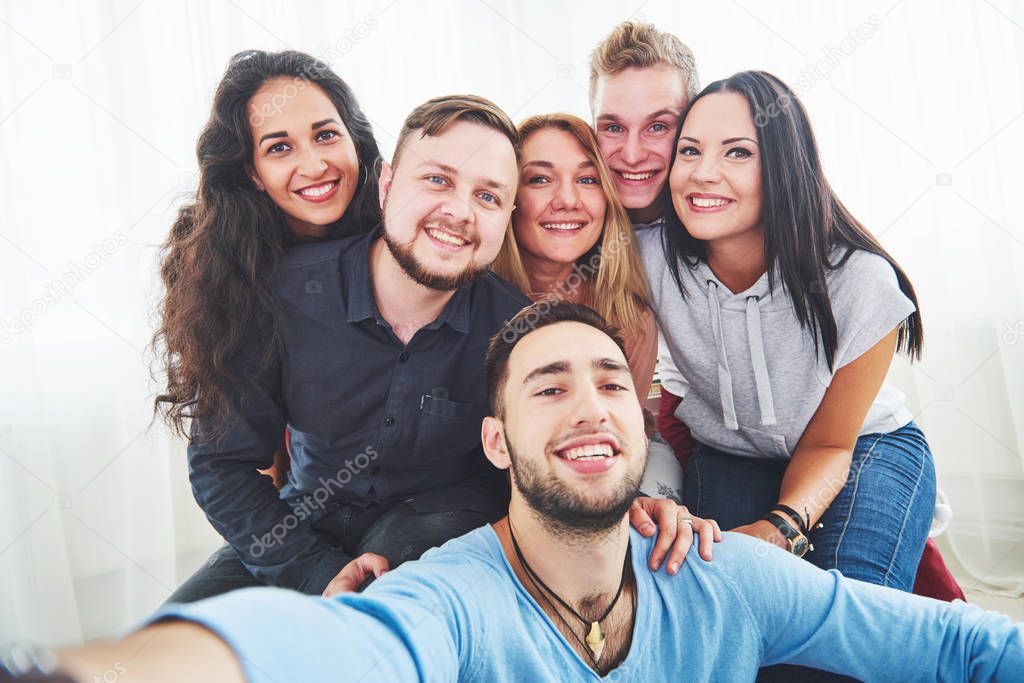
[679, 516, 694, 527]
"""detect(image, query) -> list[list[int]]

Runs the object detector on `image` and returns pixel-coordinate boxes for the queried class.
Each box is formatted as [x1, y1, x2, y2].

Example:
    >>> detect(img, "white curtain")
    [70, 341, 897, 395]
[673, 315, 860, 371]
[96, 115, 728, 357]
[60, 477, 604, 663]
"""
[1, 0, 1021, 646]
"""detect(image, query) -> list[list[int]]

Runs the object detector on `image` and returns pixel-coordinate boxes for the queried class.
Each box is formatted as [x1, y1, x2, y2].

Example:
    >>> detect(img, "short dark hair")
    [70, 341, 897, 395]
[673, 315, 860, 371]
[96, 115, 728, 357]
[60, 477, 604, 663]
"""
[485, 301, 627, 418]
[391, 94, 520, 170]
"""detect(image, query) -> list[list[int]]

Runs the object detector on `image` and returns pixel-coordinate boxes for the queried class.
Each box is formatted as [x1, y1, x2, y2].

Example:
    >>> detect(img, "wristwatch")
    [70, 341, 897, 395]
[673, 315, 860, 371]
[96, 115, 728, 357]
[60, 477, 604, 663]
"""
[763, 511, 812, 557]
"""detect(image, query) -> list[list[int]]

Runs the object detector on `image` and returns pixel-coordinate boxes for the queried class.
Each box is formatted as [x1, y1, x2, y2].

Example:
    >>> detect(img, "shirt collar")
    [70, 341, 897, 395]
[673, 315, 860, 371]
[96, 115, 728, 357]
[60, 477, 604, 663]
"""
[343, 226, 473, 335]
[344, 229, 379, 324]
[428, 280, 472, 334]
[631, 215, 666, 232]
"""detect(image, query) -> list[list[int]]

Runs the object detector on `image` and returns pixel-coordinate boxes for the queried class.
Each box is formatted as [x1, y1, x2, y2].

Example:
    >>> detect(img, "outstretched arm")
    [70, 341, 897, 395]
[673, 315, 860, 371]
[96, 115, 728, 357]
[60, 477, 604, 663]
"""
[56, 584, 459, 683]
[59, 622, 245, 683]
[721, 533, 1024, 681]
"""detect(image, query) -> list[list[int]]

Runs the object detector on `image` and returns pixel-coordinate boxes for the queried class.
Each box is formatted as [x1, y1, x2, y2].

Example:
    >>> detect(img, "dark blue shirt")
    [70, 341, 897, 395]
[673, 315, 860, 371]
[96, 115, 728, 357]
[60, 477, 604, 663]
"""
[187, 229, 530, 593]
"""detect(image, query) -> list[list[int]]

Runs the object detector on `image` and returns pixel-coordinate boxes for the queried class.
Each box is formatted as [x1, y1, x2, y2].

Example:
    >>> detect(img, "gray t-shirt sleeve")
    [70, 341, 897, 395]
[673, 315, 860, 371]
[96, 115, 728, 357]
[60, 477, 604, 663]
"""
[830, 250, 916, 369]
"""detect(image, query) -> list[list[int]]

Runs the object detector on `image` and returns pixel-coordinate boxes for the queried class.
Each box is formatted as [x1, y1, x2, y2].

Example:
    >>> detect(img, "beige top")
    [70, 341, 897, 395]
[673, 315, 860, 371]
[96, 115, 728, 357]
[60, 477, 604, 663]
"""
[623, 307, 658, 402]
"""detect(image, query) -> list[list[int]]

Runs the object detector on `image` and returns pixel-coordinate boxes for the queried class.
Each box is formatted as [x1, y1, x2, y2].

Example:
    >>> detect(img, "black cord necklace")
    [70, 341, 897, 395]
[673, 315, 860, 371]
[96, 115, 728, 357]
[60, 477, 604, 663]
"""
[508, 520, 631, 663]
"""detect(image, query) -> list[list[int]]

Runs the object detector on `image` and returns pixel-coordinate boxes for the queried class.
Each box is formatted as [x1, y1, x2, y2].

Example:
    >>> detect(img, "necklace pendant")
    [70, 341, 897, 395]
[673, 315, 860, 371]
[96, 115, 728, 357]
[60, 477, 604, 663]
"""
[585, 621, 605, 662]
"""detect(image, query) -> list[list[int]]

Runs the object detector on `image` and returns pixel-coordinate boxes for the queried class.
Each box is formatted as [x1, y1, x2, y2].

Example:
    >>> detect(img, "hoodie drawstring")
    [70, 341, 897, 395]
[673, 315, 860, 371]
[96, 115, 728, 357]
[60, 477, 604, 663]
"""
[706, 281, 739, 430]
[706, 281, 777, 430]
[745, 296, 777, 426]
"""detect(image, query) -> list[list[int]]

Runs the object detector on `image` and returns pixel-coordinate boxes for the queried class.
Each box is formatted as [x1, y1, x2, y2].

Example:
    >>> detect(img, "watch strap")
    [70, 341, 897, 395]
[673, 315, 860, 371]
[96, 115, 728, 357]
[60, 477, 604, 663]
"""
[770, 504, 808, 534]
[763, 511, 811, 557]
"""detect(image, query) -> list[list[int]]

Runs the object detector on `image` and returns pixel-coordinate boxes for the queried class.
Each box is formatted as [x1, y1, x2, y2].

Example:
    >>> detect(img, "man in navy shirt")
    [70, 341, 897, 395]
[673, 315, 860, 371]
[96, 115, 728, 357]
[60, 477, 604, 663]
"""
[170, 95, 704, 603]
[167, 94, 529, 600]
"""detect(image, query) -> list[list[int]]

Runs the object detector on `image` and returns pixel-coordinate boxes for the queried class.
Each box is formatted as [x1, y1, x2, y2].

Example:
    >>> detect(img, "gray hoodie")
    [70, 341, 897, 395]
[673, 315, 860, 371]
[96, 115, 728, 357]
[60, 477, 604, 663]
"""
[636, 225, 915, 460]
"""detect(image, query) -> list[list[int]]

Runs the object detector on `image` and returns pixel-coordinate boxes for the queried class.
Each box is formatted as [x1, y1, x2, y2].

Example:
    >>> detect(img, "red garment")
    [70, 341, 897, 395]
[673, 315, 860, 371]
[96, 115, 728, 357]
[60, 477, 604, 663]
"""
[657, 386, 694, 468]
[914, 538, 966, 601]
[657, 387, 965, 603]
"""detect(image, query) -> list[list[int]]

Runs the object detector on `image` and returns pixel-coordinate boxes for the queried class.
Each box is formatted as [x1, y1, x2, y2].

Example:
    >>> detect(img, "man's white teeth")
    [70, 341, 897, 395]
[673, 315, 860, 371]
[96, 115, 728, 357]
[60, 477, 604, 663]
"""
[541, 222, 585, 231]
[620, 171, 655, 181]
[427, 228, 467, 246]
[562, 443, 614, 460]
[298, 182, 337, 198]
[690, 196, 730, 208]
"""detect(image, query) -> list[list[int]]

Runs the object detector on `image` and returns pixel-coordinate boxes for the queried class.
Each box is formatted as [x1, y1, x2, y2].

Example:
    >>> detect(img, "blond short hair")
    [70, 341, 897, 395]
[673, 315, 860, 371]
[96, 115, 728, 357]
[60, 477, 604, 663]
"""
[391, 94, 520, 169]
[588, 21, 699, 107]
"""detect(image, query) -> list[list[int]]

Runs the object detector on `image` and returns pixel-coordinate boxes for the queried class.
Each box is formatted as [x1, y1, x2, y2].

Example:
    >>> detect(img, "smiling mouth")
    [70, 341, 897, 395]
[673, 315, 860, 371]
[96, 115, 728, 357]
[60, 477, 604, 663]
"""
[540, 221, 586, 232]
[554, 438, 622, 461]
[688, 195, 733, 208]
[294, 180, 339, 200]
[425, 227, 469, 247]
[614, 170, 659, 183]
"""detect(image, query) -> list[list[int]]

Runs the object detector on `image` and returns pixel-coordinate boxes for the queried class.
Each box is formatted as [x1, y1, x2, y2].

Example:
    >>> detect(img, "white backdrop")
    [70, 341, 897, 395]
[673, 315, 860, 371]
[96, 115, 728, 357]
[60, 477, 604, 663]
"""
[1, 0, 1022, 646]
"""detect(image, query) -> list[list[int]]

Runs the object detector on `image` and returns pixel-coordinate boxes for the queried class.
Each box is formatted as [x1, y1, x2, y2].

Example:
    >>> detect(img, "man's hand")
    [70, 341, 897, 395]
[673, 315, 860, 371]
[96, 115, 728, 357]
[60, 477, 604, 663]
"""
[322, 553, 390, 597]
[731, 519, 788, 550]
[629, 497, 722, 574]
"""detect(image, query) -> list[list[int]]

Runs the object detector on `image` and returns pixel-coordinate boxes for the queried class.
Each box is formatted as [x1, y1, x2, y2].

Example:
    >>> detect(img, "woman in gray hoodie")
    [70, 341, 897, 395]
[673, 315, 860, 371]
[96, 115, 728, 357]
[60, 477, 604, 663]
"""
[636, 70, 934, 599]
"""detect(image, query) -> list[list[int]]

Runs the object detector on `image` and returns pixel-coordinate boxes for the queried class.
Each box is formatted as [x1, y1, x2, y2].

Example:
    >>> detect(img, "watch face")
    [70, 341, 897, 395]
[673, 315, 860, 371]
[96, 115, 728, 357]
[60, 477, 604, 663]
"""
[791, 536, 810, 558]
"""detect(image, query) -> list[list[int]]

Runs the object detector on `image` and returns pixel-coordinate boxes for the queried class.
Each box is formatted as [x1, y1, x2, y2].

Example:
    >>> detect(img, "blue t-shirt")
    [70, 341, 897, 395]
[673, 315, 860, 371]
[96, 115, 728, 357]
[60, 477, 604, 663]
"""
[152, 529, 1022, 682]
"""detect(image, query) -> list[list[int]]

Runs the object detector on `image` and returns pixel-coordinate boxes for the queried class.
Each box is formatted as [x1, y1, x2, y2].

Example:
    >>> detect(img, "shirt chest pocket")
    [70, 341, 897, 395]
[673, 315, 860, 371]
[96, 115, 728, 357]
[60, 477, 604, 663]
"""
[410, 395, 488, 468]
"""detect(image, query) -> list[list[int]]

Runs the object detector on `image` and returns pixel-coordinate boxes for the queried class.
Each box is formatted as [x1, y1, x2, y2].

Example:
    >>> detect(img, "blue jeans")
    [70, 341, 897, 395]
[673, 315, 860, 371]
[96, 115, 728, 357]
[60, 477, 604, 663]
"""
[685, 423, 936, 683]
[683, 422, 936, 591]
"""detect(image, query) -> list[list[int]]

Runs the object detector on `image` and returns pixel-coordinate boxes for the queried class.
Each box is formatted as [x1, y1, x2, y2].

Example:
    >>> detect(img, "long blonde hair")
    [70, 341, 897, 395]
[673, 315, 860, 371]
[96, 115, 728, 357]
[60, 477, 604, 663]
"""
[492, 113, 651, 341]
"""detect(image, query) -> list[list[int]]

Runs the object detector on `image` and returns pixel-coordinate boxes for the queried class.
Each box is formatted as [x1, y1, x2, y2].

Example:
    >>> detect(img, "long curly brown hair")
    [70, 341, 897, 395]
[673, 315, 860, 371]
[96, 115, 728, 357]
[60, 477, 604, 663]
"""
[153, 50, 382, 441]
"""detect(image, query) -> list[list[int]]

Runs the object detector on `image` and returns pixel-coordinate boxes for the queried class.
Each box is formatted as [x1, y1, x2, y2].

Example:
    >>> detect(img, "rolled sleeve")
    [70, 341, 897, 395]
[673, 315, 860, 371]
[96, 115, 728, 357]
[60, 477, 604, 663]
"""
[831, 250, 916, 369]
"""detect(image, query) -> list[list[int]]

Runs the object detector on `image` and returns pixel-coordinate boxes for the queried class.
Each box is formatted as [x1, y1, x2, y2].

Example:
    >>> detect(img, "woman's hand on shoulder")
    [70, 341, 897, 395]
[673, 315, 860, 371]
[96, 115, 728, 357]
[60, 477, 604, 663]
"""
[629, 497, 722, 574]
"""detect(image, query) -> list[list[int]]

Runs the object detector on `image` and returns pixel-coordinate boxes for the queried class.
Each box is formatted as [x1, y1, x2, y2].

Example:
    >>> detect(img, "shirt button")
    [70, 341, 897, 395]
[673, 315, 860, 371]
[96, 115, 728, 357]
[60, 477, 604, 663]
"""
[398, 351, 409, 363]
[383, 416, 395, 427]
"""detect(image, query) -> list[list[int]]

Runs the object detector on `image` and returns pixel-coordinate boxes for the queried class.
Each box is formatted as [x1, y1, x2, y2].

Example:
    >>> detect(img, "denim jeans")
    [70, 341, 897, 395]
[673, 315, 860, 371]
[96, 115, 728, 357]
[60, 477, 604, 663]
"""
[683, 422, 936, 683]
[684, 422, 935, 588]
[165, 502, 494, 604]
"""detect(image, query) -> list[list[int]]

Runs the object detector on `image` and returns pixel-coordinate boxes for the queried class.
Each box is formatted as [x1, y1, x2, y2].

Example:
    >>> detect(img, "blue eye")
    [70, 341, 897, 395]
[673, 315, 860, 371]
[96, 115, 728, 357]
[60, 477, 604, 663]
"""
[478, 191, 498, 204]
[649, 122, 669, 133]
[426, 175, 448, 185]
[578, 176, 599, 185]
[604, 124, 624, 134]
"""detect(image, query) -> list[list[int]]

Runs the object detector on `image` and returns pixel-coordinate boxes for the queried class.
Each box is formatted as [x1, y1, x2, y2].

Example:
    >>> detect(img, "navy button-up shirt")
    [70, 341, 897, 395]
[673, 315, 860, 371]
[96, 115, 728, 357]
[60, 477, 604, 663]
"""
[187, 228, 530, 593]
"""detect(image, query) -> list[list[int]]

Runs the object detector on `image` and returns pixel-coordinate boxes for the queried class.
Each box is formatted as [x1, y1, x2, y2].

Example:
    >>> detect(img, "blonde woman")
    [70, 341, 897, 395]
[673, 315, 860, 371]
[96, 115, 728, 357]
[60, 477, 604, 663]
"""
[493, 113, 658, 399]
[493, 113, 686, 502]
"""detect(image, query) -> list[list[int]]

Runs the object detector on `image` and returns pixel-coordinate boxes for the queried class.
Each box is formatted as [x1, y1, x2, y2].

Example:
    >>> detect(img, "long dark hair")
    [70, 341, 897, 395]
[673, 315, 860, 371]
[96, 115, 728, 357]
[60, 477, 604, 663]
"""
[661, 70, 923, 371]
[153, 50, 382, 440]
